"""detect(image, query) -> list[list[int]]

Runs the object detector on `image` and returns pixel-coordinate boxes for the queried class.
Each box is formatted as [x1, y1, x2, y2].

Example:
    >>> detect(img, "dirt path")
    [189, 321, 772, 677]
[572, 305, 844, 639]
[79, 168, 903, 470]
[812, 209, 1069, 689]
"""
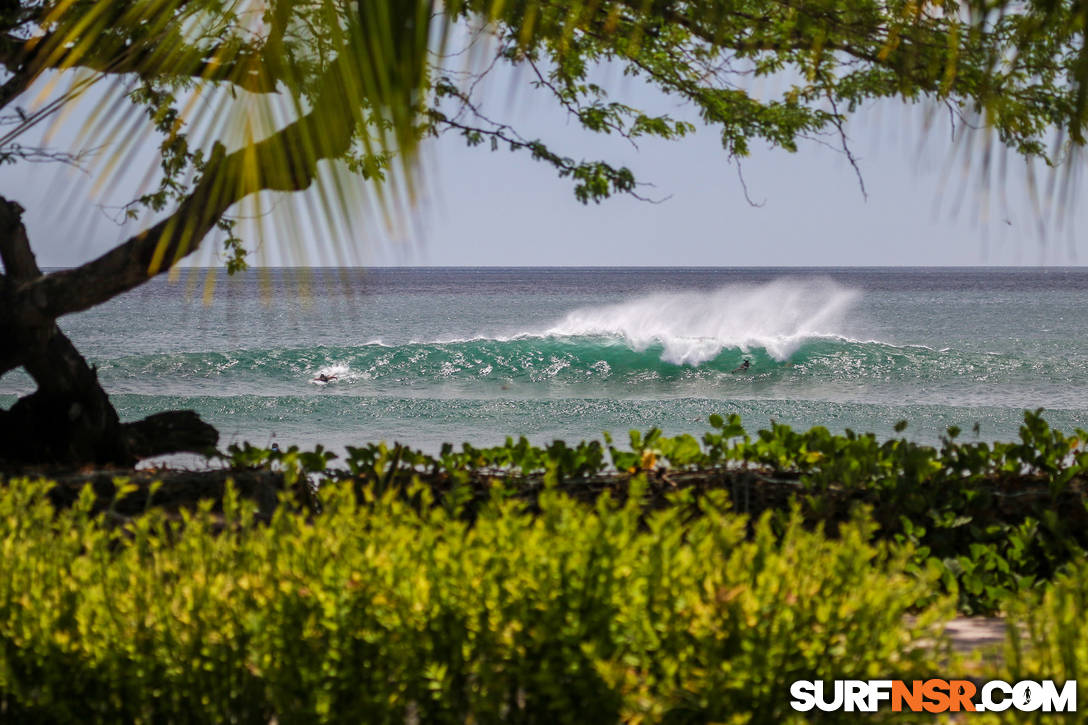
[944, 617, 1008, 658]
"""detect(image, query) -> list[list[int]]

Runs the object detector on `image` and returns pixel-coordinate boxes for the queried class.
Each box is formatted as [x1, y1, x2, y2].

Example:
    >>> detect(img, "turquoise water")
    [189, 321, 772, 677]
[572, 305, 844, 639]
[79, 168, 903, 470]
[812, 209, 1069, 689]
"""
[3, 267, 1087, 454]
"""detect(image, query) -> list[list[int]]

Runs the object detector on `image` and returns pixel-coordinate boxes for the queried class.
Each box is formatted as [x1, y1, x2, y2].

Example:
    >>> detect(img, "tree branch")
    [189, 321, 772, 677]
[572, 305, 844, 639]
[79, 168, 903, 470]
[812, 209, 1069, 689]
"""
[1, 320, 132, 463]
[122, 410, 218, 458]
[0, 33, 28, 68]
[66, 43, 280, 94]
[16, 78, 357, 319]
[0, 195, 37, 376]
[0, 276, 23, 377]
[825, 89, 868, 200]
[0, 31, 279, 113]
[0, 196, 40, 280]
[19, 322, 104, 395]
[0, 65, 33, 115]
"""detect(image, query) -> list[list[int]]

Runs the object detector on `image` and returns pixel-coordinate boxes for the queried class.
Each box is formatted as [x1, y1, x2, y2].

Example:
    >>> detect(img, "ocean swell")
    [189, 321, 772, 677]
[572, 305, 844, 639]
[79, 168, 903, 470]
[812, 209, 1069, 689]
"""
[84, 337, 1057, 391]
[46, 279, 1084, 400]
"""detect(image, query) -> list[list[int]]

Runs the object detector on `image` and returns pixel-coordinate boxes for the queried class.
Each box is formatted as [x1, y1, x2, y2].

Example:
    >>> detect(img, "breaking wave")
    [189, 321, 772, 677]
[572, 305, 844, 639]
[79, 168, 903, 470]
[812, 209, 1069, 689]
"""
[539, 278, 860, 363]
[72, 279, 1084, 402]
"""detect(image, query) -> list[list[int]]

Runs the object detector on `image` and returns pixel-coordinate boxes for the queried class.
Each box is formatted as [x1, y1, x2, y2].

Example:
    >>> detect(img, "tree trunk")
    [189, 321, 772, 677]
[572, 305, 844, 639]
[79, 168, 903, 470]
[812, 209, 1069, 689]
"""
[0, 53, 357, 468]
[0, 197, 218, 467]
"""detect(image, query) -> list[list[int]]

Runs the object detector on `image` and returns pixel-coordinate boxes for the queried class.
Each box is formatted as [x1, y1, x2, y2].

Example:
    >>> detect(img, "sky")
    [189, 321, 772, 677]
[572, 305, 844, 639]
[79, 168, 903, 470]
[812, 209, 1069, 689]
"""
[2, 62, 1085, 269]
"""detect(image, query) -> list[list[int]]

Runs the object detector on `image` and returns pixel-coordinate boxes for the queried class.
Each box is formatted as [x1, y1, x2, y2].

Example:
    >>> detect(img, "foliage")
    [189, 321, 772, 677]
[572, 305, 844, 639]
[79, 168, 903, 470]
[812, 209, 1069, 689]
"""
[6, 0, 1088, 271]
[221, 409, 1088, 615]
[981, 559, 1088, 723]
[0, 478, 950, 723]
[699, 410, 1088, 614]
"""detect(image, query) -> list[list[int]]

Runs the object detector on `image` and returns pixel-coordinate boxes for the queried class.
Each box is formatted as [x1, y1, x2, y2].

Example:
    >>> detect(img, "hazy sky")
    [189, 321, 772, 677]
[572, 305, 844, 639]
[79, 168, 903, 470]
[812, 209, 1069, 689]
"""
[2, 64, 1085, 268]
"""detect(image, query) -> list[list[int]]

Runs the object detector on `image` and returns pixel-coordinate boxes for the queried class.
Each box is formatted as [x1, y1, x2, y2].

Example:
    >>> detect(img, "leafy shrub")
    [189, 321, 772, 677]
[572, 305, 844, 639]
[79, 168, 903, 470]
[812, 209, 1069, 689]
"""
[704, 411, 1088, 614]
[981, 559, 1088, 723]
[0, 479, 950, 723]
[223, 411, 1088, 614]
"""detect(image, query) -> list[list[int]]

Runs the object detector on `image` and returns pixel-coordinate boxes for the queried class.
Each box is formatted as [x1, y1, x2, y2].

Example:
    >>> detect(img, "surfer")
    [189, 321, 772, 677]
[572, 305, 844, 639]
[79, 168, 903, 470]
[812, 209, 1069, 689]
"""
[314, 373, 338, 383]
[732, 359, 750, 373]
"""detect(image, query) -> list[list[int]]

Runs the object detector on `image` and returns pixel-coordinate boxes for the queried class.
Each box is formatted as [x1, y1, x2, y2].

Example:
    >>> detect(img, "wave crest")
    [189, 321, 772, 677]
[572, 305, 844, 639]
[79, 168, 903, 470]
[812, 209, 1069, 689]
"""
[541, 278, 861, 363]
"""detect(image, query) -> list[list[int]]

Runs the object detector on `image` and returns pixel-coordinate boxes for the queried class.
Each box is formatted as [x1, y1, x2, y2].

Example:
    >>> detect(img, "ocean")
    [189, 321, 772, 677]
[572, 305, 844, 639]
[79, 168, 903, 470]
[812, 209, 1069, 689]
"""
[3, 267, 1087, 458]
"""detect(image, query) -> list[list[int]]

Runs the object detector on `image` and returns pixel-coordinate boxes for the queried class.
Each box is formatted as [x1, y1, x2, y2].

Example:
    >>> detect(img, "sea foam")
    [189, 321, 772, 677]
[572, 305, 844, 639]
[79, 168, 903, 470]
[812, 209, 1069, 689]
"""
[542, 278, 861, 364]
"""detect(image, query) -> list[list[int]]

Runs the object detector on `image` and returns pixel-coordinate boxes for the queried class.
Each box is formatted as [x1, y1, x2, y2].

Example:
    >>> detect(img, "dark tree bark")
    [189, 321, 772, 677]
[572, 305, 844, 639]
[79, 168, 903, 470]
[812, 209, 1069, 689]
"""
[0, 198, 217, 466]
[122, 411, 220, 460]
[0, 60, 355, 467]
[0, 0, 366, 468]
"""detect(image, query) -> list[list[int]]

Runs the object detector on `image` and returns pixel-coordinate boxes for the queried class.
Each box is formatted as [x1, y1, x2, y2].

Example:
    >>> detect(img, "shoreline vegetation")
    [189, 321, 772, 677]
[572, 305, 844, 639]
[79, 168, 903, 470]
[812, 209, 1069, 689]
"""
[1, 411, 1087, 721]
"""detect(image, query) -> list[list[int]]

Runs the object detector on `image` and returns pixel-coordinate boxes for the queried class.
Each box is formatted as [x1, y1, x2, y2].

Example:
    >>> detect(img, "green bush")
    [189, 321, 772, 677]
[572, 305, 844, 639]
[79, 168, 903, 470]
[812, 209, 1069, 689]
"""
[225, 410, 1088, 614]
[709, 411, 1088, 614]
[0, 478, 951, 723]
[982, 560, 1088, 723]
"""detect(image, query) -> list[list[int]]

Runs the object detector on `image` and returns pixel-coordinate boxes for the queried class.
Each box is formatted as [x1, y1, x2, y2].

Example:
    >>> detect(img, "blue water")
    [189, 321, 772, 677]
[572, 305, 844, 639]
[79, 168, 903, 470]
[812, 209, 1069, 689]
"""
[2, 267, 1087, 456]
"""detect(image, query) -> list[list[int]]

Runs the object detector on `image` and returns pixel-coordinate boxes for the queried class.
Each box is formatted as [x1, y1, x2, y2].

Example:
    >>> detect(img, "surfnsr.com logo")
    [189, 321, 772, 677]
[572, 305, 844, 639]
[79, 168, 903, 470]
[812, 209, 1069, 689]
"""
[790, 680, 1077, 713]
